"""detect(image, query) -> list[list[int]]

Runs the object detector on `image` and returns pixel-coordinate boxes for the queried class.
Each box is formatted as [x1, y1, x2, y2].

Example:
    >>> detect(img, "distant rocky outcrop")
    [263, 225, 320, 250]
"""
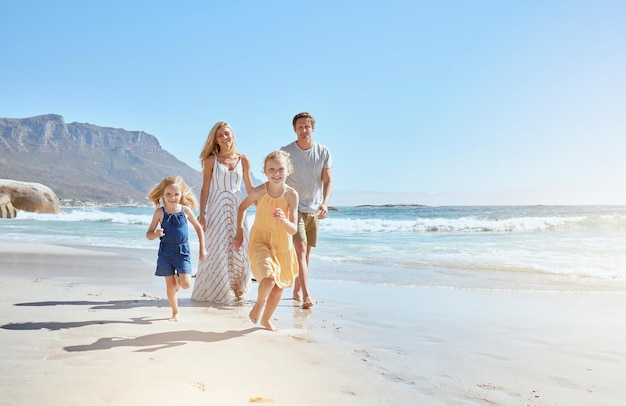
[0, 114, 202, 204]
[0, 179, 60, 218]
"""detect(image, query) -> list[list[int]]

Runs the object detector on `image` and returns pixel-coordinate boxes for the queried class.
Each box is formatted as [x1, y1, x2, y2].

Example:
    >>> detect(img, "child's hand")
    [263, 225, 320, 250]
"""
[199, 248, 207, 261]
[155, 228, 165, 238]
[273, 208, 286, 223]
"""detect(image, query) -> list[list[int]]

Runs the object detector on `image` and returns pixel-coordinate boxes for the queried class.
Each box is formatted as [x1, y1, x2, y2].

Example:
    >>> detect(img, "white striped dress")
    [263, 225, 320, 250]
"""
[191, 156, 251, 303]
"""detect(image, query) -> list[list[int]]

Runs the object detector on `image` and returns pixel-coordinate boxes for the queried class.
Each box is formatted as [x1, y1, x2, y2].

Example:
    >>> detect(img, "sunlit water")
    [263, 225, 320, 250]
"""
[2, 205, 626, 292]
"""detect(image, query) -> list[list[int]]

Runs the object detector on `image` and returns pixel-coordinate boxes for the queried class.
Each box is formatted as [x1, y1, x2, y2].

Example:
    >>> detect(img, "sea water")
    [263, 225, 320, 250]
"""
[2, 205, 626, 292]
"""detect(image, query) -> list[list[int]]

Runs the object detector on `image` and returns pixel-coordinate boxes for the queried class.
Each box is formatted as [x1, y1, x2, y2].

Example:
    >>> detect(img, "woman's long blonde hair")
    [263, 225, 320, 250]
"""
[199, 121, 237, 170]
[146, 175, 199, 210]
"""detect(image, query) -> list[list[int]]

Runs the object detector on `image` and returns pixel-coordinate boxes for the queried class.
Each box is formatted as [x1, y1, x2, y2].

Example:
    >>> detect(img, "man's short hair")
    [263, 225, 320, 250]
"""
[292, 112, 316, 129]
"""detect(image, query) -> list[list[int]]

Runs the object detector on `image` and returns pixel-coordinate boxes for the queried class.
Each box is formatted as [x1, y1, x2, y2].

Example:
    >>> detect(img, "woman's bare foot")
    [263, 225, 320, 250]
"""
[302, 298, 314, 309]
[249, 302, 262, 324]
[261, 319, 278, 332]
[168, 312, 179, 322]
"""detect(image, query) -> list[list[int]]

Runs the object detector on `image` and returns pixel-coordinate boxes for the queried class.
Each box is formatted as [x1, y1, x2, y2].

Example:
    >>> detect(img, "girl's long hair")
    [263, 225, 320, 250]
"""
[146, 175, 199, 210]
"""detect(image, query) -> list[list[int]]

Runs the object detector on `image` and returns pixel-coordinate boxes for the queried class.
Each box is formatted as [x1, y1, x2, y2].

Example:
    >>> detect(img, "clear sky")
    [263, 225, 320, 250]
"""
[2, 1, 625, 206]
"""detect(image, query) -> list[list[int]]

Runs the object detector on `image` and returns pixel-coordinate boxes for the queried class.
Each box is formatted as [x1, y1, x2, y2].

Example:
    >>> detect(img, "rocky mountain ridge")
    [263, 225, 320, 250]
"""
[0, 114, 203, 204]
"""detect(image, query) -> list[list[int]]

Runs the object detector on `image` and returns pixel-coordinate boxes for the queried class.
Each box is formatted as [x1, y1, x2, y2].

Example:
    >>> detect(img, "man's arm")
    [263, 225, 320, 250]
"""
[318, 167, 333, 219]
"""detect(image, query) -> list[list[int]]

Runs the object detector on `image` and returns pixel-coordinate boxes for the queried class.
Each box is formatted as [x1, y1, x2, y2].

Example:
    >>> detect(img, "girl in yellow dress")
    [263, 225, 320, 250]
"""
[233, 151, 299, 331]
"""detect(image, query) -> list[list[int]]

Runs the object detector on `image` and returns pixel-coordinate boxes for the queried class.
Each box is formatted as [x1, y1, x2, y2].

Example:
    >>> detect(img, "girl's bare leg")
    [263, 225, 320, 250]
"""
[178, 274, 191, 289]
[165, 275, 180, 321]
[250, 278, 275, 324]
[261, 285, 283, 331]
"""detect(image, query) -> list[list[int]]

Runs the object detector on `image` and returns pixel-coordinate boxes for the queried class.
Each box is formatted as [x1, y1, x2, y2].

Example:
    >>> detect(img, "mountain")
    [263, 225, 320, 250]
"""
[0, 114, 203, 204]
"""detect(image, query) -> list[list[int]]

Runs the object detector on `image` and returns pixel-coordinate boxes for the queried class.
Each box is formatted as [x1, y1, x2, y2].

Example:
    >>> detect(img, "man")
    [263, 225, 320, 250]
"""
[281, 112, 333, 309]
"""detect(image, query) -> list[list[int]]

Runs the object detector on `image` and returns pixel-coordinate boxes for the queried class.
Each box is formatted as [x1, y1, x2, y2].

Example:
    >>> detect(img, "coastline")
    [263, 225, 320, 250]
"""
[2, 242, 626, 405]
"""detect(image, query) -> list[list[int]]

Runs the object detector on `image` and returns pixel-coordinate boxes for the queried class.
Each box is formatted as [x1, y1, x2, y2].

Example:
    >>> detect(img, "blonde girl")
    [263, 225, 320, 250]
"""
[233, 151, 299, 331]
[146, 176, 207, 321]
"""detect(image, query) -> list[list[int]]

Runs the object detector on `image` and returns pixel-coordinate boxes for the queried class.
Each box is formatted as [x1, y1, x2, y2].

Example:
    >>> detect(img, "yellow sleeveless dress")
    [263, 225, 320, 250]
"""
[248, 186, 298, 288]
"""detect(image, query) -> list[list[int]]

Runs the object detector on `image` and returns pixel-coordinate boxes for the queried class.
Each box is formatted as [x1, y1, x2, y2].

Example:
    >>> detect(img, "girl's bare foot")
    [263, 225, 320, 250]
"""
[249, 302, 262, 324]
[293, 293, 302, 302]
[169, 312, 179, 322]
[302, 298, 314, 309]
[261, 319, 278, 332]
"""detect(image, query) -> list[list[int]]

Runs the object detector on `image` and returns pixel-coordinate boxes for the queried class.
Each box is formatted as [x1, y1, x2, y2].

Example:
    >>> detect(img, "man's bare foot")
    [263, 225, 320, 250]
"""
[302, 298, 314, 309]
[249, 302, 262, 324]
[168, 312, 179, 322]
[261, 319, 278, 332]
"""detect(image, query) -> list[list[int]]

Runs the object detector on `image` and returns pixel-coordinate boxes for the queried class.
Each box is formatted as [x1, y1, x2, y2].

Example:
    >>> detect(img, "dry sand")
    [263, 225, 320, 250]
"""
[0, 243, 416, 405]
[2, 242, 626, 405]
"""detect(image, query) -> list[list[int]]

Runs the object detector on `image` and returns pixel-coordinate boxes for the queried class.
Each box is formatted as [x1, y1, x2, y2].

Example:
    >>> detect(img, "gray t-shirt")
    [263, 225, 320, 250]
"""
[281, 141, 333, 214]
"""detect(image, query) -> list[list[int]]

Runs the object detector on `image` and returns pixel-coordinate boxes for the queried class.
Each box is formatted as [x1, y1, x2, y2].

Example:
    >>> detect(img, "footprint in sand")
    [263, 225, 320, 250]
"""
[289, 335, 314, 343]
[249, 397, 274, 403]
[190, 382, 206, 392]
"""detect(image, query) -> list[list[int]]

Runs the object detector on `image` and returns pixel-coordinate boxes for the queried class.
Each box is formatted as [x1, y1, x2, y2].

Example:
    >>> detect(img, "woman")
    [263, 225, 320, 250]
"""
[191, 122, 254, 303]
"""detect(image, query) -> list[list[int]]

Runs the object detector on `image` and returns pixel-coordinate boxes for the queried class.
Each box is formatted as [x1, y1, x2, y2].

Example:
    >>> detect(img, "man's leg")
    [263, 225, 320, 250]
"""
[296, 240, 313, 308]
[293, 239, 307, 302]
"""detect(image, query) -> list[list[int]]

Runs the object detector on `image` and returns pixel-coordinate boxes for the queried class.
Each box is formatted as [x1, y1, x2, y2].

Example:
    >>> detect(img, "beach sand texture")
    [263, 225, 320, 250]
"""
[2, 242, 626, 405]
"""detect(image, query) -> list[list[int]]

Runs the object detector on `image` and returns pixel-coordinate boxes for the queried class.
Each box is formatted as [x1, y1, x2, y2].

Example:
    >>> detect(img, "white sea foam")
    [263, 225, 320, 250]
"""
[320, 214, 626, 233]
[16, 209, 153, 225]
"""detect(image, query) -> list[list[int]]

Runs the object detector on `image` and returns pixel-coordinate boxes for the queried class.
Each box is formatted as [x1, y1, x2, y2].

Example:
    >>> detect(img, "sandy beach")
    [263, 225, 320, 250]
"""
[2, 242, 626, 405]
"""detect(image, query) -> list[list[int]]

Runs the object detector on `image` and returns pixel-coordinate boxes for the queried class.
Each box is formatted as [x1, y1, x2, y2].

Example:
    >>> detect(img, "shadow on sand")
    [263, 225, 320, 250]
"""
[63, 327, 262, 352]
[2, 297, 263, 352]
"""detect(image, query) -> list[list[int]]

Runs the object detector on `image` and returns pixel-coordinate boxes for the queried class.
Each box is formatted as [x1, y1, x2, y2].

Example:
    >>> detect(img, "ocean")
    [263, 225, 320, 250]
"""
[2, 204, 626, 292]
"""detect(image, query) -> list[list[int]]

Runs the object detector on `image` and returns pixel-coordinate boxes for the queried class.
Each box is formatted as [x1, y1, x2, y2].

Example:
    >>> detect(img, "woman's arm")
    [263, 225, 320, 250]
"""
[198, 155, 215, 230]
[240, 154, 255, 195]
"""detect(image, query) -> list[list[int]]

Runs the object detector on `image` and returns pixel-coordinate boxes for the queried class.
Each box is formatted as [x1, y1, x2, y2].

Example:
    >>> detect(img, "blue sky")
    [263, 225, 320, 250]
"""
[2, 1, 625, 206]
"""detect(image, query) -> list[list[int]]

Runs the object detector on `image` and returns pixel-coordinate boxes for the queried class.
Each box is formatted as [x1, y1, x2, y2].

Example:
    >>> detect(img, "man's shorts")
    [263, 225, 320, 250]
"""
[293, 212, 319, 247]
